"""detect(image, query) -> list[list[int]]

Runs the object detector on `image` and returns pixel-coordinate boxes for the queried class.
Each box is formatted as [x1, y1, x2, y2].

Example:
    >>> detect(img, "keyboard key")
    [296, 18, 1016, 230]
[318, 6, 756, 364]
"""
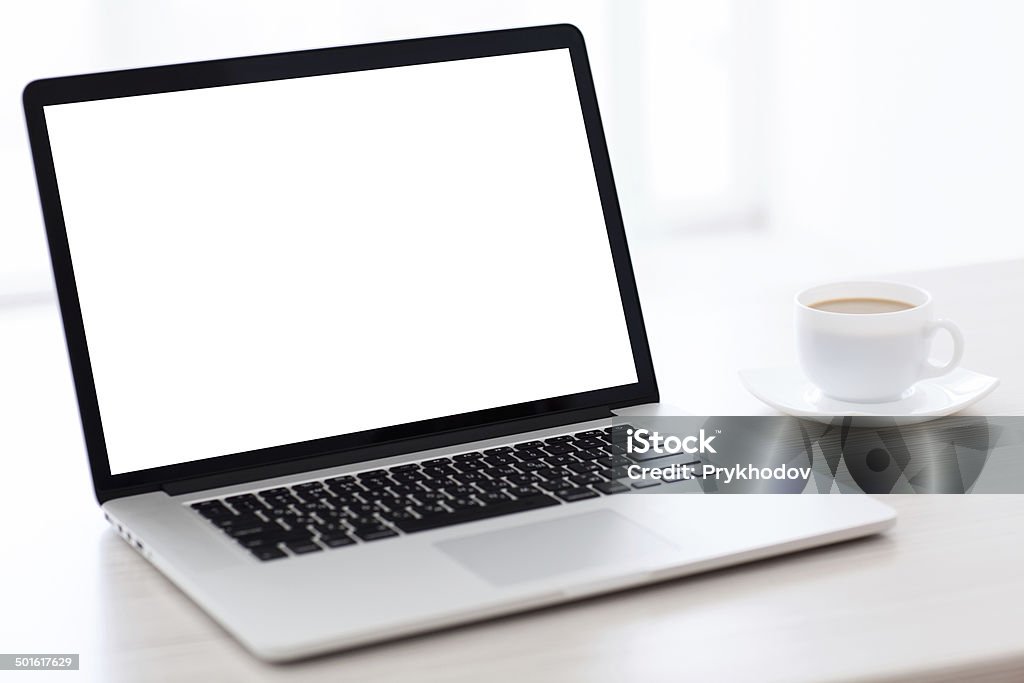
[489, 465, 520, 478]
[262, 491, 302, 506]
[512, 448, 546, 461]
[542, 444, 577, 456]
[239, 527, 311, 547]
[344, 504, 376, 518]
[227, 522, 276, 539]
[212, 513, 263, 529]
[392, 496, 560, 534]
[594, 481, 630, 495]
[473, 479, 503, 493]
[632, 480, 661, 489]
[506, 474, 542, 488]
[192, 501, 231, 518]
[285, 539, 322, 554]
[259, 487, 290, 497]
[421, 465, 458, 479]
[371, 499, 401, 513]
[535, 467, 567, 481]
[599, 454, 633, 468]
[574, 430, 606, 439]
[264, 506, 292, 519]
[358, 469, 389, 480]
[414, 503, 449, 516]
[574, 448, 606, 461]
[544, 435, 574, 444]
[566, 461, 599, 474]
[353, 525, 398, 541]
[506, 486, 544, 500]
[280, 514, 316, 529]
[347, 516, 382, 529]
[425, 474, 457, 488]
[453, 452, 484, 462]
[571, 438, 607, 451]
[554, 487, 600, 502]
[359, 476, 394, 490]
[607, 423, 635, 432]
[439, 484, 464, 496]
[452, 470, 488, 484]
[378, 509, 417, 523]
[327, 481, 364, 496]
[483, 447, 515, 456]
[225, 494, 266, 511]
[570, 473, 605, 486]
[251, 546, 287, 561]
[236, 535, 277, 549]
[313, 519, 348, 532]
[477, 491, 511, 504]
[317, 508, 346, 522]
[538, 478, 573, 492]
[442, 485, 476, 498]
[514, 440, 545, 450]
[319, 531, 356, 548]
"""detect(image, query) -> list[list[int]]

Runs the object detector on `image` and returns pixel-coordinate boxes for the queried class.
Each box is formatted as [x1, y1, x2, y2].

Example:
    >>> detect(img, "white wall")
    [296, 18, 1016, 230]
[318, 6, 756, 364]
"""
[767, 0, 1024, 272]
[0, 3, 98, 295]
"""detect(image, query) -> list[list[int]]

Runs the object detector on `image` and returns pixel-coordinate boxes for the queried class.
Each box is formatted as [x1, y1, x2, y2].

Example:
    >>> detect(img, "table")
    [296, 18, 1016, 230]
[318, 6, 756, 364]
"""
[1, 255, 1022, 682]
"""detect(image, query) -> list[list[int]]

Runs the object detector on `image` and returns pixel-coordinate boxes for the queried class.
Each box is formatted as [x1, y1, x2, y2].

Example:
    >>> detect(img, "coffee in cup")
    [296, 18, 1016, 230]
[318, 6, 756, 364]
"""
[808, 298, 915, 315]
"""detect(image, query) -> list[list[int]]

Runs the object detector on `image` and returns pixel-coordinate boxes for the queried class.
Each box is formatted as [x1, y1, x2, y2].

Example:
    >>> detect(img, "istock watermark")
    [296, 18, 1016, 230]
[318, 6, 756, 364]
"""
[624, 426, 810, 485]
[626, 463, 813, 485]
[625, 427, 718, 455]
[605, 415, 1024, 494]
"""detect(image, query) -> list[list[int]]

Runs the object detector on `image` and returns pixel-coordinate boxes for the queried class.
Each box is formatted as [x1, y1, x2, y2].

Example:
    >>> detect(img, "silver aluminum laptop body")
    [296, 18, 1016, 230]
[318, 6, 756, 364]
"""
[24, 25, 895, 661]
[103, 406, 894, 661]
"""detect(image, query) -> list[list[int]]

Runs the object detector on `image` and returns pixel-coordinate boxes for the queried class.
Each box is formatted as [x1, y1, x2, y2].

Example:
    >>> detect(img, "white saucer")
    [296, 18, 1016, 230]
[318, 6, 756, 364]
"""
[738, 366, 1000, 425]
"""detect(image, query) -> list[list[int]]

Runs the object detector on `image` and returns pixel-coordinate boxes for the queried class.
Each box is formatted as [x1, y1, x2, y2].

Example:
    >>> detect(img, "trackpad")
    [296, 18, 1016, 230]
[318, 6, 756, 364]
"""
[436, 510, 677, 586]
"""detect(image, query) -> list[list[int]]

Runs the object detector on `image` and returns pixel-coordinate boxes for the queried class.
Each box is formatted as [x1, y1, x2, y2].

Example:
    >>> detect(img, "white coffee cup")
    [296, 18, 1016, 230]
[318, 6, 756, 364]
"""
[795, 281, 964, 403]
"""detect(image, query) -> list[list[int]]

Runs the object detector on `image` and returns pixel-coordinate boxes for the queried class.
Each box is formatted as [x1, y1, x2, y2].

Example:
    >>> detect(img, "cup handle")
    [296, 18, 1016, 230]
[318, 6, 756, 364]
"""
[920, 318, 964, 379]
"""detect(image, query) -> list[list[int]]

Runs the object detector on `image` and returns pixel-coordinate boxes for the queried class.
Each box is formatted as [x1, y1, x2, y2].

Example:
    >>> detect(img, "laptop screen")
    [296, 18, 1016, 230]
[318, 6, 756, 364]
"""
[43, 48, 638, 475]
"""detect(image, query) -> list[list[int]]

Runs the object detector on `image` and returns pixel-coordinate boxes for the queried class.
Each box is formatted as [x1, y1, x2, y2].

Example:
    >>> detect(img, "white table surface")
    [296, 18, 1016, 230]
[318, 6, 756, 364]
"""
[1, 253, 1022, 683]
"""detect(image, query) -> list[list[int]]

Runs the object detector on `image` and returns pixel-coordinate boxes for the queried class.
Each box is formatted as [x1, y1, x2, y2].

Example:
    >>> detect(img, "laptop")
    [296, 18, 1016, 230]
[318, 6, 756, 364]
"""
[23, 25, 895, 661]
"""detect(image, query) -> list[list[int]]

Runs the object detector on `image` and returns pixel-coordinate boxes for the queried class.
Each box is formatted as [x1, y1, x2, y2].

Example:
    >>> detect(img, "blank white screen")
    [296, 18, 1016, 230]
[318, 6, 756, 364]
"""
[44, 49, 638, 475]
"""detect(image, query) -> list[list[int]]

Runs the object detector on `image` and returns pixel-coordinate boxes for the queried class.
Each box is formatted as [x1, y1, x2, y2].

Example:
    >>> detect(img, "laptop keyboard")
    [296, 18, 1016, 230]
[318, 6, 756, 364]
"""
[189, 424, 677, 561]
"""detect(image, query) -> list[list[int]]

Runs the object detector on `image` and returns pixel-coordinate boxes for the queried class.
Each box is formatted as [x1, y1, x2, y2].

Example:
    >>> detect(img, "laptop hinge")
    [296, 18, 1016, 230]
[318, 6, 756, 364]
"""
[162, 405, 614, 496]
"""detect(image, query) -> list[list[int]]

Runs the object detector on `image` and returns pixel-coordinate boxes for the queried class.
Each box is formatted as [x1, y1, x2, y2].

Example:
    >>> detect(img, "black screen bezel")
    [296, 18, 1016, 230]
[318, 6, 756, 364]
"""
[23, 24, 658, 503]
